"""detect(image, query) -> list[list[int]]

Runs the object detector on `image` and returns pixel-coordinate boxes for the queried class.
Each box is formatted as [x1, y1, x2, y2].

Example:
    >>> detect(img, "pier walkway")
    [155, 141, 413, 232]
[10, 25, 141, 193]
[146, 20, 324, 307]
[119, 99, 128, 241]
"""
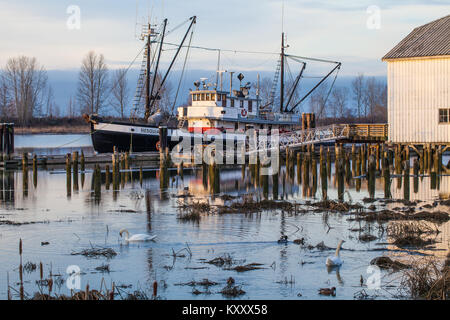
[250, 123, 388, 154]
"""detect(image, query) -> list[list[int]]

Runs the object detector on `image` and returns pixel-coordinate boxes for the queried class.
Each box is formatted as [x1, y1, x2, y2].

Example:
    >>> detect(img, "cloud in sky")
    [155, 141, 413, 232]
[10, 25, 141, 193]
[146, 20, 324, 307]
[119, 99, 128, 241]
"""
[0, 0, 448, 75]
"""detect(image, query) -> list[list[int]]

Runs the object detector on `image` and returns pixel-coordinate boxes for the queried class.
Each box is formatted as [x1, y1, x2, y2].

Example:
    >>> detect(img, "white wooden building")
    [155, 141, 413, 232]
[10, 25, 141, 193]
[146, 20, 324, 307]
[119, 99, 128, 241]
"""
[382, 15, 450, 145]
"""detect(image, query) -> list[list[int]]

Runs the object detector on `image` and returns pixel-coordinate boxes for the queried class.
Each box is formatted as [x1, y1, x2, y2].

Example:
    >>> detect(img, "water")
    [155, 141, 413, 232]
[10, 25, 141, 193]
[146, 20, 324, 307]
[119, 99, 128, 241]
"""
[0, 137, 449, 300]
[14, 134, 94, 155]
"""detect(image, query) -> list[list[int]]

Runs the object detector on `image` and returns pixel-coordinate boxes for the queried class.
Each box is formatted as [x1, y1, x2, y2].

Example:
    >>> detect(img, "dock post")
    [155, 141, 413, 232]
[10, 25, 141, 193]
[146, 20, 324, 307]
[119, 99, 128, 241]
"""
[105, 165, 110, 190]
[297, 152, 302, 185]
[337, 158, 345, 201]
[80, 151, 85, 188]
[94, 164, 101, 202]
[368, 155, 376, 199]
[32, 154, 37, 188]
[72, 151, 79, 191]
[356, 151, 361, 192]
[66, 153, 71, 197]
[272, 166, 279, 200]
[177, 161, 184, 180]
[320, 154, 327, 200]
[361, 144, 366, 175]
[403, 160, 410, 200]
[311, 156, 317, 197]
[383, 155, 390, 198]
[413, 159, 419, 194]
[326, 147, 331, 178]
[345, 152, 351, 183]
[22, 153, 28, 197]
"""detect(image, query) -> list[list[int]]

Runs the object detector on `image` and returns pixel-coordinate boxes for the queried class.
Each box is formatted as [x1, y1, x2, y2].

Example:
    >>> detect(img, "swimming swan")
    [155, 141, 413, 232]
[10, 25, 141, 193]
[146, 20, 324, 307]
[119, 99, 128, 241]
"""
[119, 229, 157, 242]
[325, 240, 345, 266]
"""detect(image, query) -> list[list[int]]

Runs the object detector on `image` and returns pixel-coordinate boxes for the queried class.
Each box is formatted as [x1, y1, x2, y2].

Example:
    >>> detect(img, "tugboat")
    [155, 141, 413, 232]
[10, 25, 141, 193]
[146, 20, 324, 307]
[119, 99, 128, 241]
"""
[86, 16, 341, 154]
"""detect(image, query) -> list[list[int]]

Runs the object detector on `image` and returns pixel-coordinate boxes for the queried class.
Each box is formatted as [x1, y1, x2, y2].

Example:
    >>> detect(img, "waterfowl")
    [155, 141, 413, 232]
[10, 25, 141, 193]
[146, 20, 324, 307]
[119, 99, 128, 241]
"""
[119, 229, 157, 242]
[325, 240, 345, 266]
[318, 287, 336, 296]
[278, 235, 288, 244]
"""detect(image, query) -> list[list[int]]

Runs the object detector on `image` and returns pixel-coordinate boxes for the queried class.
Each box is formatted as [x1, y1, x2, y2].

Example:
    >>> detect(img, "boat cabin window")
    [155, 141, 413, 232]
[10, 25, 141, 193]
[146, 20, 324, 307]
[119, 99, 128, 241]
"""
[235, 122, 239, 130]
[240, 100, 244, 108]
[231, 99, 234, 108]
[211, 93, 216, 101]
[248, 101, 252, 112]
[201, 93, 205, 101]
[222, 94, 227, 107]
[192, 94, 197, 101]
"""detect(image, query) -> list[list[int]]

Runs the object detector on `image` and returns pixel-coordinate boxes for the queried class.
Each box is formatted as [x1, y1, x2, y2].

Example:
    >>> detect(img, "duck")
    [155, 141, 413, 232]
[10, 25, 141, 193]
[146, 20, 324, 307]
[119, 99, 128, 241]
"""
[325, 240, 345, 267]
[277, 235, 288, 244]
[119, 229, 157, 242]
[318, 287, 336, 296]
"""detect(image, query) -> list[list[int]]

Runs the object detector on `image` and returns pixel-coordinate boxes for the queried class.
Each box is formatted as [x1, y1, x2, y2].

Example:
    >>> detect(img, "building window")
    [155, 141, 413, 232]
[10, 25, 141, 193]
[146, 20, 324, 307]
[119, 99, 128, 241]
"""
[439, 109, 449, 123]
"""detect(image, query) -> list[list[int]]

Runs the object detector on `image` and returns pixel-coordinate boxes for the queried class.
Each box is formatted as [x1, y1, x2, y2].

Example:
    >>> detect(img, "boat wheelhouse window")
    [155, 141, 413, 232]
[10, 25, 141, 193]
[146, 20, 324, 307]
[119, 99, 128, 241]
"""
[222, 94, 227, 107]
[201, 93, 205, 101]
[192, 94, 197, 101]
[248, 101, 252, 112]
[211, 93, 216, 101]
[206, 93, 210, 101]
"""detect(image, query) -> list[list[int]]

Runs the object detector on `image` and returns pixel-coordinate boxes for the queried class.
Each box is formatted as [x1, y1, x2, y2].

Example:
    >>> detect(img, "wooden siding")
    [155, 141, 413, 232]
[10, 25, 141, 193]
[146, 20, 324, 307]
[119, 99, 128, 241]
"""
[387, 57, 450, 143]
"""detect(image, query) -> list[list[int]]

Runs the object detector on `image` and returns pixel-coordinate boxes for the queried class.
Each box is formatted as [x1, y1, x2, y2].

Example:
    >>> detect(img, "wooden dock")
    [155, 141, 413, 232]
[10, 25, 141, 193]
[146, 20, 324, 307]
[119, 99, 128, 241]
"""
[0, 152, 161, 169]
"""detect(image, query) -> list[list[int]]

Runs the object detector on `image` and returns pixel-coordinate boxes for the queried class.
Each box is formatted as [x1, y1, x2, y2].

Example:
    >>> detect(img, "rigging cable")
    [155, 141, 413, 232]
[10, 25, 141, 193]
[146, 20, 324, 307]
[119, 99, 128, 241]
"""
[171, 24, 195, 114]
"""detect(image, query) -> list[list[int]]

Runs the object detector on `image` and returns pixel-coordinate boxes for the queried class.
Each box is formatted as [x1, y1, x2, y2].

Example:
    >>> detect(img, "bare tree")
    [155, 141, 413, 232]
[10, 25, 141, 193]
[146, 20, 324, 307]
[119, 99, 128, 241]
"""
[45, 86, 55, 118]
[352, 73, 365, 118]
[363, 77, 387, 122]
[309, 84, 329, 120]
[330, 86, 349, 119]
[77, 51, 109, 115]
[3, 56, 48, 124]
[0, 73, 12, 119]
[110, 69, 129, 118]
[67, 96, 75, 117]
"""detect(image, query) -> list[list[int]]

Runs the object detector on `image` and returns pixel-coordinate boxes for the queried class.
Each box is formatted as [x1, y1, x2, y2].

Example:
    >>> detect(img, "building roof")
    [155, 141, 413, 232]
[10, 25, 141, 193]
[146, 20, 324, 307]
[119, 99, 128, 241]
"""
[383, 14, 450, 60]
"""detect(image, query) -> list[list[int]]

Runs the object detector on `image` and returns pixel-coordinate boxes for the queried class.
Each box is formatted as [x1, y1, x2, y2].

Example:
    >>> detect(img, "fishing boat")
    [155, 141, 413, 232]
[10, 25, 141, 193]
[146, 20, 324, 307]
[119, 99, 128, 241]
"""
[86, 16, 341, 154]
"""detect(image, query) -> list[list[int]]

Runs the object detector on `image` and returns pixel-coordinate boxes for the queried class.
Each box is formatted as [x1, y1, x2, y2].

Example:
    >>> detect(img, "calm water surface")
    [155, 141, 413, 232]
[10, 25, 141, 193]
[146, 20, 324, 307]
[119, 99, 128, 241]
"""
[0, 135, 449, 300]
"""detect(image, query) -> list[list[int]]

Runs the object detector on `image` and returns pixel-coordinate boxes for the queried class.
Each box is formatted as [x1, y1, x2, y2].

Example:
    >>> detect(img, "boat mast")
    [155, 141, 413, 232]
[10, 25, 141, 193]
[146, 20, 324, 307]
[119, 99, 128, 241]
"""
[145, 23, 152, 120]
[280, 32, 285, 113]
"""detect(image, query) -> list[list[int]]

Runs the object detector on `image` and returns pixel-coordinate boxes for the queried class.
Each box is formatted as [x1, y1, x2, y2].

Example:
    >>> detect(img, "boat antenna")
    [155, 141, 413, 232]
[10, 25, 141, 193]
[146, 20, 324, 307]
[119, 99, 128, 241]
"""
[280, 32, 285, 113]
[145, 22, 152, 120]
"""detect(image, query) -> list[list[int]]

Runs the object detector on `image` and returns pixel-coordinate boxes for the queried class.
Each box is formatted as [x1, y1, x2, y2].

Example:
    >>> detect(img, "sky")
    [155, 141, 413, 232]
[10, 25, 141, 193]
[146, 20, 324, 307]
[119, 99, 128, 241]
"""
[1, 0, 449, 76]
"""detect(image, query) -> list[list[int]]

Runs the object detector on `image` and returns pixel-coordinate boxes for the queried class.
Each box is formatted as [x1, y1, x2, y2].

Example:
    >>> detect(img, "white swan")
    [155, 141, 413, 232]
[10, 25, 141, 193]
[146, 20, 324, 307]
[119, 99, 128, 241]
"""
[326, 240, 345, 266]
[119, 229, 157, 242]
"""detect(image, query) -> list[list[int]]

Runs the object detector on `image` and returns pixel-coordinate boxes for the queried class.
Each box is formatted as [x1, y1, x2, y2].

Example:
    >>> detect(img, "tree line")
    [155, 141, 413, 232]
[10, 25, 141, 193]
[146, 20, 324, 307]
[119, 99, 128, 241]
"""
[0, 52, 173, 125]
[0, 53, 386, 125]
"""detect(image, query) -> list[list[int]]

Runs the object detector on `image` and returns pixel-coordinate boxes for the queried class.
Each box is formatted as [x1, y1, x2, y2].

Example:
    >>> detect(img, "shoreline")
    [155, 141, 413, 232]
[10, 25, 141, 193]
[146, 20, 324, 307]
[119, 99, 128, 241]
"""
[14, 125, 91, 135]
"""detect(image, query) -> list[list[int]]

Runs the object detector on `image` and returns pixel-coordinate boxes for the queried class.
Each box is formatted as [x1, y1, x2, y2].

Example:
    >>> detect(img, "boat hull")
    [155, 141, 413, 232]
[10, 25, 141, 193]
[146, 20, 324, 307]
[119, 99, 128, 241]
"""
[90, 120, 248, 154]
